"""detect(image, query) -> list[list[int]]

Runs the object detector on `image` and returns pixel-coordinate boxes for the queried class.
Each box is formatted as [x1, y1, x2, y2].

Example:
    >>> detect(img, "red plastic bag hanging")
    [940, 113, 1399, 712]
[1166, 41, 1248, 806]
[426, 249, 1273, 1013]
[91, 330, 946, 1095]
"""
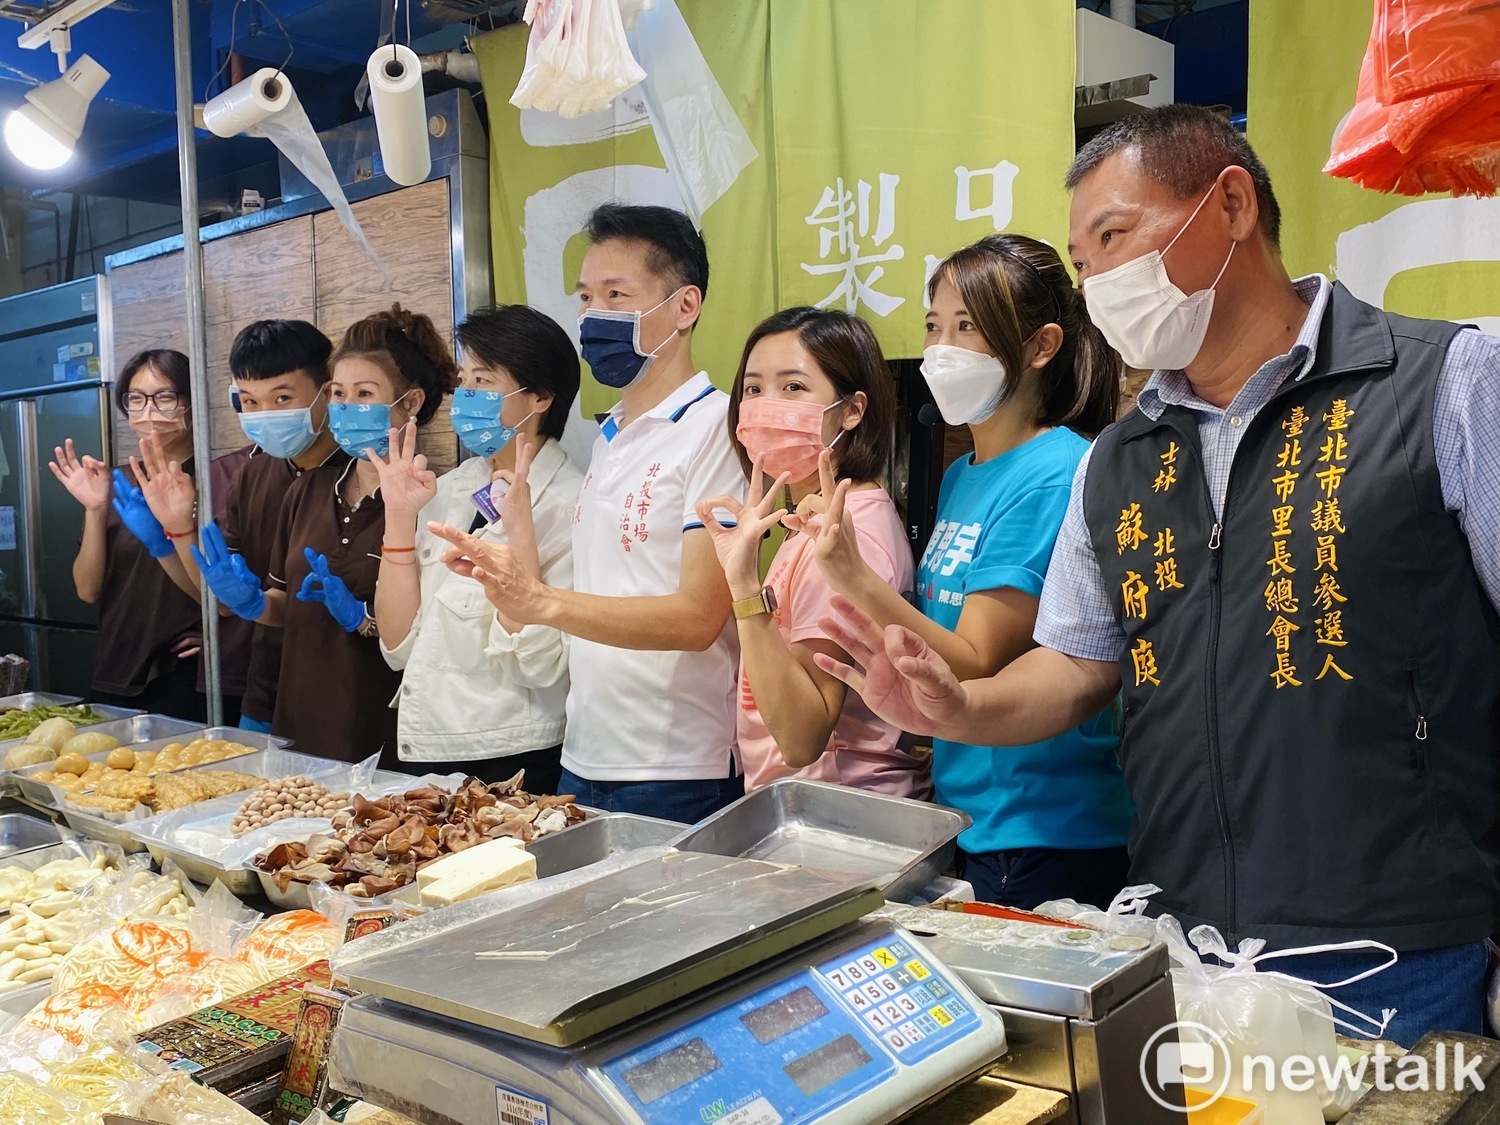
[1374, 0, 1500, 103]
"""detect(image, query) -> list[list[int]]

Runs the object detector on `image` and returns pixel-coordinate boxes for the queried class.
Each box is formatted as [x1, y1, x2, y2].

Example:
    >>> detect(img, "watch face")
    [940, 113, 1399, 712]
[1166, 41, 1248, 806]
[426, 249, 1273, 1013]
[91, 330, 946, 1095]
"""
[763, 587, 778, 614]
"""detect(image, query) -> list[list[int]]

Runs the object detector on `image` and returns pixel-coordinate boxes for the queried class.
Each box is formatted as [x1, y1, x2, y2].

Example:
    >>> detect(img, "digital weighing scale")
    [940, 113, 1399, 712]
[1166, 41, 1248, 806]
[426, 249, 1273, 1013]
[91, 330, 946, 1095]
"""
[330, 850, 1007, 1125]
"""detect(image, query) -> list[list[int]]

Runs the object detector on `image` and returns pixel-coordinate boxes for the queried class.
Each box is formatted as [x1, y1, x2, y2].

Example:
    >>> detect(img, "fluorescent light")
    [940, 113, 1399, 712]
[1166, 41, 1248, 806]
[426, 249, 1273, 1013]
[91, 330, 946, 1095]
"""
[4, 54, 109, 171]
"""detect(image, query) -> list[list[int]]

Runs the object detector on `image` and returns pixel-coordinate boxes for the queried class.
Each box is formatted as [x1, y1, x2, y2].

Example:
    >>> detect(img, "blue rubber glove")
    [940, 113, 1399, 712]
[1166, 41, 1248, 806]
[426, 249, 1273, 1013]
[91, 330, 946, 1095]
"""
[110, 468, 174, 559]
[295, 548, 366, 633]
[189, 521, 267, 621]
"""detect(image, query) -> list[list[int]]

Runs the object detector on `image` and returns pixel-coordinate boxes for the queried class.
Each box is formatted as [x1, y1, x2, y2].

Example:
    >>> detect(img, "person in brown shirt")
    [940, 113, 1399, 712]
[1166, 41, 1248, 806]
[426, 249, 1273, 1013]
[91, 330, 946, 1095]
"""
[136, 320, 346, 731]
[185, 306, 456, 763]
[49, 350, 205, 719]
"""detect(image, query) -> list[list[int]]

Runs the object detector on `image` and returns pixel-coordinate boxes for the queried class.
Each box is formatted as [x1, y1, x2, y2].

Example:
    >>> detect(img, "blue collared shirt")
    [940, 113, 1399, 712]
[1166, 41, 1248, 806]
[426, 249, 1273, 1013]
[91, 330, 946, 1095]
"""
[1036, 275, 1500, 662]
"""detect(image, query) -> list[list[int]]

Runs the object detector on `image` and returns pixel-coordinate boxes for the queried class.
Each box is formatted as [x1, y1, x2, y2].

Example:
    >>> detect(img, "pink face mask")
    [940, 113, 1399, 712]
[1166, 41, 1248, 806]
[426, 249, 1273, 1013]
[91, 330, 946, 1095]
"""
[735, 397, 846, 482]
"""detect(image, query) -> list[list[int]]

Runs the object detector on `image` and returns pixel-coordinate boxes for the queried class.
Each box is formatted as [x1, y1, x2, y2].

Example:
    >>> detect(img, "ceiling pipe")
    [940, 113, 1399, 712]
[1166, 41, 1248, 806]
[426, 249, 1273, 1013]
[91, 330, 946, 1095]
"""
[1112, 0, 1136, 26]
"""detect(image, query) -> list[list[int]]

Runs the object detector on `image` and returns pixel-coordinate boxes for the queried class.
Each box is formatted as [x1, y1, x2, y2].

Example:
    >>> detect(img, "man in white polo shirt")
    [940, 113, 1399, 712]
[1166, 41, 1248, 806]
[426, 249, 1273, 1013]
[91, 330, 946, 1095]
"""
[434, 204, 747, 821]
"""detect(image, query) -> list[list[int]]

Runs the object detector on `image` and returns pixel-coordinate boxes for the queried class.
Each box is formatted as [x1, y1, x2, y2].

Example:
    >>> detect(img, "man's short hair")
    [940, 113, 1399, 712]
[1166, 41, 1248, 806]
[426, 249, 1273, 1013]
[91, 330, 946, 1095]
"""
[1065, 105, 1282, 248]
[583, 203, 710, 301]
[229, 319, 333, 386]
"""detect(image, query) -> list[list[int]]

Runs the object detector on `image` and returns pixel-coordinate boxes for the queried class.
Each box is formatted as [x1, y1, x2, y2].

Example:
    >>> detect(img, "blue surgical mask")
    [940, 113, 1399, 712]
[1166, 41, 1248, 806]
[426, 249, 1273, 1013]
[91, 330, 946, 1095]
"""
[578, 287, 684, 390]
[238, 406, 319, 459]
[327, 392, 411, 460]
[450, 389, 535, 458]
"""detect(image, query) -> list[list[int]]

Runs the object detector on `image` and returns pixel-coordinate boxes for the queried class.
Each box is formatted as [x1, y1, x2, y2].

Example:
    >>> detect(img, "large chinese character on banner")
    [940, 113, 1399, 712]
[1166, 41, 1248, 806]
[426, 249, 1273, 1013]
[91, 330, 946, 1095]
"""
[473, 0, 1075, 456]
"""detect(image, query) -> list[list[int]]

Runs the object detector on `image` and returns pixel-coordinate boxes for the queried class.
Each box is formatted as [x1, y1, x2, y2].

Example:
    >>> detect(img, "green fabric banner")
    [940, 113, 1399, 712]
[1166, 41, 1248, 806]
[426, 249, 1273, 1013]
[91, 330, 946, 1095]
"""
[1248, 1, 1500, 333]
[472, 0, 1076, 432]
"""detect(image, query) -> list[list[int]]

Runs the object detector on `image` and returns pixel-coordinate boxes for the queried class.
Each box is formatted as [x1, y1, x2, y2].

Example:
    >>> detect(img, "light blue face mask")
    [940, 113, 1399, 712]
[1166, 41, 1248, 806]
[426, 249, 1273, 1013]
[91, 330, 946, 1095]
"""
[238, 406, 319, 459]
[450, 388, 535, 459]
[326, 392, 411, 460]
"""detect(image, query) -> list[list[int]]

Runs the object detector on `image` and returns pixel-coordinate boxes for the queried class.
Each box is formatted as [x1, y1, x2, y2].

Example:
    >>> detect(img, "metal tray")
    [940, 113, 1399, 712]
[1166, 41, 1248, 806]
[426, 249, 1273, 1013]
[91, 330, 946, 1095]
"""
[528, 811, 684, 879]
[0, 702, 147, 780]
[15, 724, 293, 809]
[133, 767, 423, 895]
[61, 748, 343, 851]
[0, 813, 79, 860]
[0, 980, 48, 1019]
[0, 692, 82, 710]
[0, 835, 115, 872]
[10, 715, 209, 807]
[256, 803, 614, 911]
[669, 778, 970, 901]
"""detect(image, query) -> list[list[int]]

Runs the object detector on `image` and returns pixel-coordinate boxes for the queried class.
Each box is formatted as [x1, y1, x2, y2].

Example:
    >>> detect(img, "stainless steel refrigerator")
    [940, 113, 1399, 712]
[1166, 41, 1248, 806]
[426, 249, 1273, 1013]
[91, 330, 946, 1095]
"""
[0, 277, 112, 695]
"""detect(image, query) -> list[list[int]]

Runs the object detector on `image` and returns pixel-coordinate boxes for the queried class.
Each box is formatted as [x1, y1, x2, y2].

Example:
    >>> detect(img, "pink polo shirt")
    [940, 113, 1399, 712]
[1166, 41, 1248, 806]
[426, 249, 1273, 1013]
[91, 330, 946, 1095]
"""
[737, 488, 930, 799]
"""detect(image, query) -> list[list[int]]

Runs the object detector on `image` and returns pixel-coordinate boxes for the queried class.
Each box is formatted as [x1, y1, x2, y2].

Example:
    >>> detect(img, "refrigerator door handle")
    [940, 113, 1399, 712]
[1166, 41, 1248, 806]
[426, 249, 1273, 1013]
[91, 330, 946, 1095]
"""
[17, 400, 41, 621]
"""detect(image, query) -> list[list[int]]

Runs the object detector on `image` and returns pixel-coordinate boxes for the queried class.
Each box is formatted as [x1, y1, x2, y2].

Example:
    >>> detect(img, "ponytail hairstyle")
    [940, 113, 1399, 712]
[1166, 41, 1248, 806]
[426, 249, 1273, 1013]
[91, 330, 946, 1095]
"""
[928, 234, 1120, 438]
[329, 304, 459, 425]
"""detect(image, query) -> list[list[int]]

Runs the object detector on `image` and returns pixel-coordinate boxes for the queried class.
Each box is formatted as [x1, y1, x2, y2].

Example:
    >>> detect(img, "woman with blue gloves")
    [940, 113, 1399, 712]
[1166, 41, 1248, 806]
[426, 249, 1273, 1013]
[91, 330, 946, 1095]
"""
[190, 306, 457, 761]
[48, 349, 250, 720]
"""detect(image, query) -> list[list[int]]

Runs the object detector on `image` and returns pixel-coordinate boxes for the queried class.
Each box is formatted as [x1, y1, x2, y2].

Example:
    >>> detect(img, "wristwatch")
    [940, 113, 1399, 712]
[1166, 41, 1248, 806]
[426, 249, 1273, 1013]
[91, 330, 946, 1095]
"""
[357, 605, 380, 639]
[733, 587, 778, 620]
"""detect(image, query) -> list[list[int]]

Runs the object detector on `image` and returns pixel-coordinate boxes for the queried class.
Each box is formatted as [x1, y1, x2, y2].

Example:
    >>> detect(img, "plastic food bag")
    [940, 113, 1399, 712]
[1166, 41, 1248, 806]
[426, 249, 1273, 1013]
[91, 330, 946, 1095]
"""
[1374, 0, 1500, 103]
[1034, 882, 1163, 940]
[511, 0, 646, 119]
[1160, 916, 1393, 1123]
[1326, 1, 1500, 196]
[625, 0, 758, 226]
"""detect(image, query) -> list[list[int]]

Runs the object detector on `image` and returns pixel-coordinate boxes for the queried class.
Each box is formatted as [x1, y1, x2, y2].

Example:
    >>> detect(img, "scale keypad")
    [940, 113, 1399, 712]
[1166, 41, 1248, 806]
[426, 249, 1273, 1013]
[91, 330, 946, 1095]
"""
[816, 936, 980, 1066]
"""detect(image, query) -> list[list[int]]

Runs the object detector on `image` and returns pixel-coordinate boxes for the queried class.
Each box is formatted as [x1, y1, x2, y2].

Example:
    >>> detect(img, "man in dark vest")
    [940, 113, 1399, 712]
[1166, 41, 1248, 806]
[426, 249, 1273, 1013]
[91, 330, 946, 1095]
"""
[816, 105, 1500, 1048]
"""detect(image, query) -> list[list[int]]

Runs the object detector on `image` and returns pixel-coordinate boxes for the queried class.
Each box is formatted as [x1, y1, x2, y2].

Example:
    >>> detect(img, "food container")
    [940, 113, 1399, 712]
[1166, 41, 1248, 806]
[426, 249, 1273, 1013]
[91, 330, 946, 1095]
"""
[131, 768, 421, 896]
[16, 724, 295, 810]
[10, 715, 208, 808]
[257, 802, 606, 911]
[669, 778, 970, 901]
[61, 749, 342, 852]
[0, 812, 79, 859]
[527, 811, 683, 878]
[0, 980, 48, 1020]
[0, 692, 83, 710]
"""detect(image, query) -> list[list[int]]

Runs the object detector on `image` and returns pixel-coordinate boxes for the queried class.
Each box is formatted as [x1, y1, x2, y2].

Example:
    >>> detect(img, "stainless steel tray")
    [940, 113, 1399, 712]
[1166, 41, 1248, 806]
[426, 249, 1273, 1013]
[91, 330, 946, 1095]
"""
[0, 835, 115, 872]
[0, 701, 144, 769]
[257, 801, 614, 911]
[669, 778, 970, 901]
[528, 811, 684, 879]
[0, 692, 82, 710]
[133, 767, 422, 895]
[0, 813, 79, 859]
[10, 715, 209, 807]
[0, 981, 48, 1019]
[337, 849, 884, 1046]
[61, 748, 343, 851]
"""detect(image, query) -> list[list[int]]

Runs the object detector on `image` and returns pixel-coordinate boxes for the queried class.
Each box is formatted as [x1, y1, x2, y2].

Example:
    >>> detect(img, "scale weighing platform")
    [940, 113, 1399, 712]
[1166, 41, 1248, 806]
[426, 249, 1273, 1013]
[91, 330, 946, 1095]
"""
[330, 850, 1007, 1125]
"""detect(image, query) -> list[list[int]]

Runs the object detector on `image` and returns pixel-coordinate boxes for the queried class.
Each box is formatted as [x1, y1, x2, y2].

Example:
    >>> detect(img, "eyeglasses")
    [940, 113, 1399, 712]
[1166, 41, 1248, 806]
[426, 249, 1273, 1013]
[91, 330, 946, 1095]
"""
[122, 390, 186, 415]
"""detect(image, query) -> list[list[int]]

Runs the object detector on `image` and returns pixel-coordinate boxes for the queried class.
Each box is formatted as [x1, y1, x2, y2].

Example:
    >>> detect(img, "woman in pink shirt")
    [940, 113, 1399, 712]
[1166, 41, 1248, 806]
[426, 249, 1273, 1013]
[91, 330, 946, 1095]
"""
[697, 307, 925, 798]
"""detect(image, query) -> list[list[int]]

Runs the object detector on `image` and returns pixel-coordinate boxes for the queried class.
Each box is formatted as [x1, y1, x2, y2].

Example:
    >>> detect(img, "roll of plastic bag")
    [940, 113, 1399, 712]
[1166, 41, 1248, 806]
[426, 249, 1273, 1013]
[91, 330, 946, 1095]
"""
[367, 44, 432, 186]
[203, 70, 386, 275]
[626, 0, 758, 227]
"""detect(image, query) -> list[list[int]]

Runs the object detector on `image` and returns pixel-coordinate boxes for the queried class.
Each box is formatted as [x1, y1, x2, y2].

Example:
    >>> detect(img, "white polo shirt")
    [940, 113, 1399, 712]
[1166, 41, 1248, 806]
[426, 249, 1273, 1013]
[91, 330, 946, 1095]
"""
[562, 371, 748, 781]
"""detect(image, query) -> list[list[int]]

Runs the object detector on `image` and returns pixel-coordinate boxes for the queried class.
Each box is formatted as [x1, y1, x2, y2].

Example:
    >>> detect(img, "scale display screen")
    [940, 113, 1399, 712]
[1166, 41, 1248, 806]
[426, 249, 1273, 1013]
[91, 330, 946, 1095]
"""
[621, 1038, 721, 1104]
[740, 986, 828, 1045]
[783, 1034, 875, 1097]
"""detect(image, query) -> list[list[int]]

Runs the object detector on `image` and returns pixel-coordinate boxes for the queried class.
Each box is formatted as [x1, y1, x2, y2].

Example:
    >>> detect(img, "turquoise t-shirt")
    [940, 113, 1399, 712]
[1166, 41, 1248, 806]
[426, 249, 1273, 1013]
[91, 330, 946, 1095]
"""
[918, 427, 1132, 854]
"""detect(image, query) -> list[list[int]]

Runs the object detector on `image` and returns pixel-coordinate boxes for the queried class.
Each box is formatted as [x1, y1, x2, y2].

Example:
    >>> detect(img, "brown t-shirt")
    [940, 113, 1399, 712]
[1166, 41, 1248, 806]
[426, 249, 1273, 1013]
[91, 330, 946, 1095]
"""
[92, 463, 202, 697]
[224, 446, 350, 724]
[267, 459, 399, 762]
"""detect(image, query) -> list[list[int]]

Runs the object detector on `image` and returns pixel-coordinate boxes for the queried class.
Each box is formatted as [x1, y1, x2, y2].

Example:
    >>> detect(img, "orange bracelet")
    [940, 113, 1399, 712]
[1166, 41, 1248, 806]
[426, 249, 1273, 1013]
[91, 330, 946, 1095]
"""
[381, 544, 416, 554]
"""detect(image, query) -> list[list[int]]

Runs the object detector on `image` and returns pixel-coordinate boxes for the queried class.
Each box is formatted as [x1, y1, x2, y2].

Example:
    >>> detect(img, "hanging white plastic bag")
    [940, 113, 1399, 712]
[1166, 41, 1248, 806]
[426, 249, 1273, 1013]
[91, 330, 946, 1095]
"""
[512, 0, 646, 119]
[626, 0, 758, 226]
[1160, 916, 1394, 1124]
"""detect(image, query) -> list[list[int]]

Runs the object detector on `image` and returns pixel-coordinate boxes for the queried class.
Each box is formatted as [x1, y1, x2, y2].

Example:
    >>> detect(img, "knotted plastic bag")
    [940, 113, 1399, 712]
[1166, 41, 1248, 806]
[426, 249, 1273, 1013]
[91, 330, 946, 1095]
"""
[1160, 916, 1393, 1123]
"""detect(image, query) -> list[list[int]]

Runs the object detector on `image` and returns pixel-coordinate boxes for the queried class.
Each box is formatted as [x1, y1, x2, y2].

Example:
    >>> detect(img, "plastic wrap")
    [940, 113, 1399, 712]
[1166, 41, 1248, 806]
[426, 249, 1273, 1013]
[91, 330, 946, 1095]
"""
[1033, 882, 1163, 940]
[511, 0, 647, 119]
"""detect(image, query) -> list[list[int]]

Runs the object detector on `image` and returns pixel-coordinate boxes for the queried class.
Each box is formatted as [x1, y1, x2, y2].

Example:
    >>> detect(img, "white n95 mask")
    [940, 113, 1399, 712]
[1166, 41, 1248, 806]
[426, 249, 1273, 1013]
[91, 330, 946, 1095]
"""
[1082, 184, 1235, 372]
[920, 345, 1007, 426]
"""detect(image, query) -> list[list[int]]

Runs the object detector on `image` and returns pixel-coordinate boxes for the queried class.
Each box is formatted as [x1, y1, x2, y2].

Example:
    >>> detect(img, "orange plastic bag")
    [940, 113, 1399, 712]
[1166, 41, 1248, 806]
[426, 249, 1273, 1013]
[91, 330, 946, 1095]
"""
[1375, 0, 1500, 103]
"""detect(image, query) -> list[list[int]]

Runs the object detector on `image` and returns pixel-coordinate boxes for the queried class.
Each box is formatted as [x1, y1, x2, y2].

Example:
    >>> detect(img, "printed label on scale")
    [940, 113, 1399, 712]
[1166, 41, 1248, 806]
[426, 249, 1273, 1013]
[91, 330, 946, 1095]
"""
[717, 1096, 783, 1125]
[496, 1084, 549, 1125]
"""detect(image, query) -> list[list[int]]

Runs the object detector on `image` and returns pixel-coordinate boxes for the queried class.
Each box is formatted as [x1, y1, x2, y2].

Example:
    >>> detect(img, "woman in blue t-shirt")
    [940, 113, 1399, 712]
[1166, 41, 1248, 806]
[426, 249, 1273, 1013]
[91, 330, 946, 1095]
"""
[810, 233, 1133, 908]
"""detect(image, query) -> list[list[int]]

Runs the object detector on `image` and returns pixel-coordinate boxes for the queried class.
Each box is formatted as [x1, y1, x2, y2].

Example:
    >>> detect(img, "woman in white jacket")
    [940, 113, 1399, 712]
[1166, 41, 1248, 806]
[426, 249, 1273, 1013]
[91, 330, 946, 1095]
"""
[369, 305, 582, 789]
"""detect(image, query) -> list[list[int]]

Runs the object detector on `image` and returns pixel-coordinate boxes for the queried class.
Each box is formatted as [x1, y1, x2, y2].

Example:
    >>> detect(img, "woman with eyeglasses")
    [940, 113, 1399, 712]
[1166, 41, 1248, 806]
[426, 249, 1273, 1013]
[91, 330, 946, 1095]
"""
[48, 349, 253, 720]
